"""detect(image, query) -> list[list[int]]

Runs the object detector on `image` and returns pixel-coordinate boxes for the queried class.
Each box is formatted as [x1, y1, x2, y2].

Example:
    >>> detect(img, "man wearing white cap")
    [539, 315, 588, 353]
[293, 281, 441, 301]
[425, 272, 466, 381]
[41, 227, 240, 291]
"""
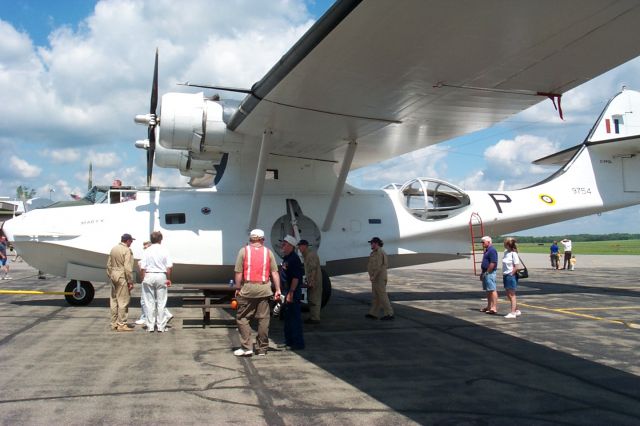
[233, 229, 281, 357]
[279, 234, 305, 350]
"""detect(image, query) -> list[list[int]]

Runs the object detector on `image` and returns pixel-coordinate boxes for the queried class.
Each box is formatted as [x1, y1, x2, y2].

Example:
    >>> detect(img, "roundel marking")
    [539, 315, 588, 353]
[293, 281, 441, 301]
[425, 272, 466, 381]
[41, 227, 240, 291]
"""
[539, 194, 555, 205]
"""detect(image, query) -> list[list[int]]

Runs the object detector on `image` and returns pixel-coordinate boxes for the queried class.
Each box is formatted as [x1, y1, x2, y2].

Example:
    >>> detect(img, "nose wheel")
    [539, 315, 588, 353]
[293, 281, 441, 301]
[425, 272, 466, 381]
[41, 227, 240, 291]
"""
[64, 280, 95, 306]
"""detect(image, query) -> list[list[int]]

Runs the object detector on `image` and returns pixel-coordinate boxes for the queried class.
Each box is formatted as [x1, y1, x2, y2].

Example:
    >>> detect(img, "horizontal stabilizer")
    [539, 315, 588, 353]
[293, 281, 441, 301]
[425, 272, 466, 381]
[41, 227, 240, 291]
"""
[532, 144, 581, 166]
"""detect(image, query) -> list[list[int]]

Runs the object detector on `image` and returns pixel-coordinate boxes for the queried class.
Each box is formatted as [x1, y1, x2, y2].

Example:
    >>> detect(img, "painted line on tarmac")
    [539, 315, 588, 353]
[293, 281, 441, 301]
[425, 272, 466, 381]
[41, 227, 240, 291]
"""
[519, 302, 639, 329]
[0, 290, 74, 295]
[560, 306, 640, 311]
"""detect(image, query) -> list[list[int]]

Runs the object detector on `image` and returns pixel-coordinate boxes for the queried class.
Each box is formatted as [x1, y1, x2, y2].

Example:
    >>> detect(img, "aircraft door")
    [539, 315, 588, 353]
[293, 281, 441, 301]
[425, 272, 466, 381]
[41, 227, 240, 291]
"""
[270, 199, 321, 258]
[622, 156, 640, 192]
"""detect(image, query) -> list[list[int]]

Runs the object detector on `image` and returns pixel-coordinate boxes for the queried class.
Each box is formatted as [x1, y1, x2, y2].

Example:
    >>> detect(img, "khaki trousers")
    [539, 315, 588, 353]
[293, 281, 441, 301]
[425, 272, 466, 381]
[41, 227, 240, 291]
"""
[308, 282, 323, 321]
[236, 296, 271, 353]
[110, 278, 130, 327]
[368, 278, 393, 317]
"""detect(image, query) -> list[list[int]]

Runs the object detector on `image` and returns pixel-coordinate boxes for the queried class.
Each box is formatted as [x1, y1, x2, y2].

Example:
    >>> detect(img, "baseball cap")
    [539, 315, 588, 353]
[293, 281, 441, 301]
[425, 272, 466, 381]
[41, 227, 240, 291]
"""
[297, 239, 309, 246]
[249, 229, 265, 238]
[282, 235, 298, 246]
[368, 237, 383, 245]
[121, 233, 135, 242]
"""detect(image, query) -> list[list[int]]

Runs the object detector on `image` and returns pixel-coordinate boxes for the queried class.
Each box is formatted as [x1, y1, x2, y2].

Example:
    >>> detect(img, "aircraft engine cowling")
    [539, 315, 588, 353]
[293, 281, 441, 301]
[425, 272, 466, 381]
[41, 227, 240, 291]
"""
[159, 92, 227, 153]
[154, 145, 217, 178]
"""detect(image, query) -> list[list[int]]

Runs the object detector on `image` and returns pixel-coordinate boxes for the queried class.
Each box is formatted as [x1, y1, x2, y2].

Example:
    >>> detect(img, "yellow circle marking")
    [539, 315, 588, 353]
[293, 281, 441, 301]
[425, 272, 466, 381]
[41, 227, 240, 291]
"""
[539, 194, 555, 205]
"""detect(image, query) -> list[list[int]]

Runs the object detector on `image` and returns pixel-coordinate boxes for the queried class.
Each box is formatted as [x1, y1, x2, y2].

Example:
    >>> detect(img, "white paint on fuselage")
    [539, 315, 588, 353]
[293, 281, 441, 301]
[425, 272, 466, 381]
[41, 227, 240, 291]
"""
[6, 90, 640, 284]
[7, 135, 639, 284]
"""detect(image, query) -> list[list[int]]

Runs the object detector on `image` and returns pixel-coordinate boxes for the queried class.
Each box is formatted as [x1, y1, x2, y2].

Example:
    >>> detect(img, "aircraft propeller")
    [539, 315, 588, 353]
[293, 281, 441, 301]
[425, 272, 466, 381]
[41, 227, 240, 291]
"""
[134, 49, 159, 186]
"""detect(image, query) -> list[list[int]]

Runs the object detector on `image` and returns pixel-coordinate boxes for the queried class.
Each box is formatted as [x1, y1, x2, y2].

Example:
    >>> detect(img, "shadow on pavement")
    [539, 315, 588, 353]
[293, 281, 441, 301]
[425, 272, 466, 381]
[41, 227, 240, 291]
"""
[270, 286, 640, 424]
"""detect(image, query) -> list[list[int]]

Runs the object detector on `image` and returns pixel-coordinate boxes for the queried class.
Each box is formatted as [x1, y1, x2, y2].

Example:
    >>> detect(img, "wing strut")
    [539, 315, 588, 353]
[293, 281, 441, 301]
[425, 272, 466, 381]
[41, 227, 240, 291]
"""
[322, 140, 357, 231]
[248, 129, 273, 231]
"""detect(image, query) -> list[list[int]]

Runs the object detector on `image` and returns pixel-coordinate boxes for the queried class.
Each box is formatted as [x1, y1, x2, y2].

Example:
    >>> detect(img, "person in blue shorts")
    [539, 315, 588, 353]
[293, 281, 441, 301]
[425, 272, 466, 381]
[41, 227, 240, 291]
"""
[502, 237, 522, 319]
[479, 236, 498, 314]
[0, 236, 10, 280]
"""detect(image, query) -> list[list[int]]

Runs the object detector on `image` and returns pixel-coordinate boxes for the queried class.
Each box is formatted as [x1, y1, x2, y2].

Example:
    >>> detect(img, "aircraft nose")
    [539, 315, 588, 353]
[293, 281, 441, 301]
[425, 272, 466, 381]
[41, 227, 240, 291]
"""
[2, 216, 18, 241]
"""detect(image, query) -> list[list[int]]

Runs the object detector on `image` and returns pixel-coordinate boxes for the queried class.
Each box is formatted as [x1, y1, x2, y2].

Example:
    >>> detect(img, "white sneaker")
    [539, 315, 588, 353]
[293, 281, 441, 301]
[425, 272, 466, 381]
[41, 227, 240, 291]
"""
[233, 348, 253, 357]
[515, 310, 522, 316]
[135, 319, 146, 325]
[504, 312, 518, 319]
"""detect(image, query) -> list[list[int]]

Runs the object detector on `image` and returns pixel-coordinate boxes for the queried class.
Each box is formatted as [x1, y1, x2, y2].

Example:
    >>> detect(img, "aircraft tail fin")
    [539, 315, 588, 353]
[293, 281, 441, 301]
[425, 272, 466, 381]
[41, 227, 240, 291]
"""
[534, 88, 640, 166]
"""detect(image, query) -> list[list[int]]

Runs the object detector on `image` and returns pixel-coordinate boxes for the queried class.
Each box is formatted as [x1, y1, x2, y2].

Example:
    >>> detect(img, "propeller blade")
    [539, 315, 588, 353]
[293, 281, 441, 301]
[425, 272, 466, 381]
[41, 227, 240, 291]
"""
[146, 150, 154, 186]
[150, 48, 158, 115]
[147, 125, 155, 186]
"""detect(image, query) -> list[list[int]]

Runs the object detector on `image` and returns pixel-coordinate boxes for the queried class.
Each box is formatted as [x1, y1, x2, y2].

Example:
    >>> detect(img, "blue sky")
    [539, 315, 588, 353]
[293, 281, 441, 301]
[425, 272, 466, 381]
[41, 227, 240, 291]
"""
[0, 0, 638, 236]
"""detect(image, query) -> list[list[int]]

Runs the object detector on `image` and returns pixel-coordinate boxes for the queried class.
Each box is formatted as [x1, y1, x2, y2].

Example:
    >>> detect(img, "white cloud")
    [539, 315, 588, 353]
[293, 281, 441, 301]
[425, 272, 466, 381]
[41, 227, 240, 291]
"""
[89, 151, 120, 168]
[0, 0, 314, 152]
[349, 145, 449, 189]
[43, 148, 81, 163]
[481, 135, 559, 187]
[10, 155, 42, 178]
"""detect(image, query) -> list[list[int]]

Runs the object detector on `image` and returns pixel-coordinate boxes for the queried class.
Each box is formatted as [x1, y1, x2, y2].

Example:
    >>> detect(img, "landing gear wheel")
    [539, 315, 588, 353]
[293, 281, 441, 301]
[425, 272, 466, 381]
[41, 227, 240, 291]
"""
[64, 280, 95, 306]
[321, 268, 331, 308]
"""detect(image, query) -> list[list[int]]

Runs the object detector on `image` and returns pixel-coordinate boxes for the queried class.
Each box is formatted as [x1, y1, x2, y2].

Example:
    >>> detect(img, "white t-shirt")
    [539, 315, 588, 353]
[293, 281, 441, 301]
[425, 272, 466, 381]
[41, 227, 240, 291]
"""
[561, 240, 572, 252]
[140, 243, 173, 273]
[502, 250, 520, 275]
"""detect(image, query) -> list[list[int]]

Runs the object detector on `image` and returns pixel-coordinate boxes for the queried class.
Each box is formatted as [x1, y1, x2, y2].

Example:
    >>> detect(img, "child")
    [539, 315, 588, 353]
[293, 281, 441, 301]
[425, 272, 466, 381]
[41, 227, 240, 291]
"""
[569, 256, 576, 271]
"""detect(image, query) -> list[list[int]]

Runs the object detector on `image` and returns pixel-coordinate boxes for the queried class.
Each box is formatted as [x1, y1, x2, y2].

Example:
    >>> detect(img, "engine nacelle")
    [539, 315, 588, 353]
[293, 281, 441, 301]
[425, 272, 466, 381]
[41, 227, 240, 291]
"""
[154, 145, 220, 178]
[159, 92, 228, 153]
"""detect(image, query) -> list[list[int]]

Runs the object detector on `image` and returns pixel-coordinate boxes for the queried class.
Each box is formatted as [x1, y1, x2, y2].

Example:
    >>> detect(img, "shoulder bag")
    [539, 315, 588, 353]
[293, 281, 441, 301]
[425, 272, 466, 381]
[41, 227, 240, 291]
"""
[514, 253, 528, 279]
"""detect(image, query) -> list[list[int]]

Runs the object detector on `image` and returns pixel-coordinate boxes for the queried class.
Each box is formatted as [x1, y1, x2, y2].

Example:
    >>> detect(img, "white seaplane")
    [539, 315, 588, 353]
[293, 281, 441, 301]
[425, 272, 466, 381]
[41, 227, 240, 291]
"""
[3, 0, 640, 305]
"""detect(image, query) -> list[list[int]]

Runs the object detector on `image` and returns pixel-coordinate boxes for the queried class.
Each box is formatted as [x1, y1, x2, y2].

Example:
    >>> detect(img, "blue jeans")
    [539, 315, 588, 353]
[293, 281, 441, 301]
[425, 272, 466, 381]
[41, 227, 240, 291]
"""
[283, 301, 304, 349]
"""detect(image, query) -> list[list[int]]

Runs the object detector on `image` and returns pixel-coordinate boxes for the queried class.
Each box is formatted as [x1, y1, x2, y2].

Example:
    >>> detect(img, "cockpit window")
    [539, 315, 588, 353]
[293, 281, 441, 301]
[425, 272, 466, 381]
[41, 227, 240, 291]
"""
[84, 186, 109, 204]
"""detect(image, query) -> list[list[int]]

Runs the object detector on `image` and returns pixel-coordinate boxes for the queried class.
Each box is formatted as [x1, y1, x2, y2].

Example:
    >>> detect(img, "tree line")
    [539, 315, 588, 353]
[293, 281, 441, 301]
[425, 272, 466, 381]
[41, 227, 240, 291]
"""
[503, 234, 640, 243]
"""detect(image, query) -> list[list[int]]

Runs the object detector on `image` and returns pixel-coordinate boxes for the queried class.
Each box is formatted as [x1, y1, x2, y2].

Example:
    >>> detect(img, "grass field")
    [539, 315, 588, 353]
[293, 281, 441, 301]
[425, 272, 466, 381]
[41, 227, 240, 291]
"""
[517, 240, 640, 255]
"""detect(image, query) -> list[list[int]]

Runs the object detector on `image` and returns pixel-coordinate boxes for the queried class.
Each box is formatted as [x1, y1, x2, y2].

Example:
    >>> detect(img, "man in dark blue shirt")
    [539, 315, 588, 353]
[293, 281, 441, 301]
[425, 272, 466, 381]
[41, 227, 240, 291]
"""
[550, 241, 559, 270]
[279, 235, 305, 350]
[480, 236, 498, 314]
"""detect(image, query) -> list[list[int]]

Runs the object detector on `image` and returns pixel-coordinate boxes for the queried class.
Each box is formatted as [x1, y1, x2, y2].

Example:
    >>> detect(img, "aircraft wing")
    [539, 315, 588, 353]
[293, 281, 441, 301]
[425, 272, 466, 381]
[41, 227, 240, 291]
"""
[227, 0, 640, 169]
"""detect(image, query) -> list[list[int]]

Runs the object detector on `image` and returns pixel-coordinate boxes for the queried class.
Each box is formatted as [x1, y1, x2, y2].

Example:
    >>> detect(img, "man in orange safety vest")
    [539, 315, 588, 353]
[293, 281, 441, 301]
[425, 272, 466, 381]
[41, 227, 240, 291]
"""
[232, 229, 281, 357]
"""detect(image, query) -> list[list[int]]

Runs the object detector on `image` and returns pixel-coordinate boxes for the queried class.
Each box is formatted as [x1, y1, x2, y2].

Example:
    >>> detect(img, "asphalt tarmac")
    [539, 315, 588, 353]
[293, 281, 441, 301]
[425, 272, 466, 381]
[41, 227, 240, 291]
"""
[0, 254, 639, 425]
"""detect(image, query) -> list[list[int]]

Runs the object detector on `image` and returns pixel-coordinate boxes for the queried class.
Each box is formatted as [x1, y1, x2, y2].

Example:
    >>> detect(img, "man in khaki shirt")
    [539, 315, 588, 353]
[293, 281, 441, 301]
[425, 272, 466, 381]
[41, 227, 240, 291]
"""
[107, 233, 135, 331]
[298, 240, 322, 324]
[365, 237, 394, 320]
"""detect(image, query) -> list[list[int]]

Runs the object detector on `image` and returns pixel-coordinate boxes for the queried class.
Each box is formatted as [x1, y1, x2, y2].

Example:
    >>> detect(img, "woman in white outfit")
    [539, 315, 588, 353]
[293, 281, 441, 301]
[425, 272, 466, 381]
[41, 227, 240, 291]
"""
[502, 237, 522, 319]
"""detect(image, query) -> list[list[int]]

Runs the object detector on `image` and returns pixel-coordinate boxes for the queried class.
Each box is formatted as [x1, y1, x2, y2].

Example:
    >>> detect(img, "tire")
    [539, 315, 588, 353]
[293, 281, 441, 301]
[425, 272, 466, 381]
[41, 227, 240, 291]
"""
[320, 268, 331, 308]
[64, 280, 95, 306]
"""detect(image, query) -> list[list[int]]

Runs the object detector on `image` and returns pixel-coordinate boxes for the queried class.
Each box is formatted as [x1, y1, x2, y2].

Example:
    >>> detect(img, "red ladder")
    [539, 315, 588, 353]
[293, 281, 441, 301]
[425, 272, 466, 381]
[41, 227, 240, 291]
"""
[468, 212, 484, 276]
